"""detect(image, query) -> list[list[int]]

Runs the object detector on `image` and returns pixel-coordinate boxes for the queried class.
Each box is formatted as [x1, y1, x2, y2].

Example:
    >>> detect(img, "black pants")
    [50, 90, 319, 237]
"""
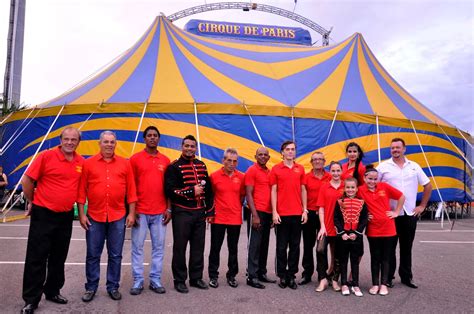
[316, 236, 340, 281]
[208, 223, 241, 279]
[389, 215, 418, 282]
[301, 210, 320, 280]
[368, 236, 397, 285]
[275, 215, 302, 280]
[247, 211, 272, 279]
[338, 235, 363, 286]
[22, 205, 73, 305]
[171, 206, 206, 283]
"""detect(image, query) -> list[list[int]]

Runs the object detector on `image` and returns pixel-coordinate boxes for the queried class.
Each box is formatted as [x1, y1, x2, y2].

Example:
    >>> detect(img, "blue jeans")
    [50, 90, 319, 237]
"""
[131, 214, 167, 288]
[85, 216, 125, 292]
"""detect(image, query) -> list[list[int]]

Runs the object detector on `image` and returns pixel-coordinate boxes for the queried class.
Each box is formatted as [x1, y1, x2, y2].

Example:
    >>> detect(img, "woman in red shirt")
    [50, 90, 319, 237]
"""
[315, 162, 344, 292]
[342, 142, 366, 186]
[358, 165, 405, 296]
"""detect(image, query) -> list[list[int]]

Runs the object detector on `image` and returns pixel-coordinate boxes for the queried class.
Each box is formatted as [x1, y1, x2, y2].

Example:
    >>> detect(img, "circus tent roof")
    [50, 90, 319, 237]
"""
[40, 16, 450, 127]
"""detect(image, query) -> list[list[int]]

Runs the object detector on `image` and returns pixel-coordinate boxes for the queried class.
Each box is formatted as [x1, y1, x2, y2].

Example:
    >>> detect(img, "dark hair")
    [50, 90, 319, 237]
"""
[280, 140, 295, 153]
[364, 164, 378, 175]
[329, 161, 342, 170]
[143, 126, 160, 138]
[346, 142, 364, 184]
[182, 134, 197, 146]
[391, 137, 406, 147]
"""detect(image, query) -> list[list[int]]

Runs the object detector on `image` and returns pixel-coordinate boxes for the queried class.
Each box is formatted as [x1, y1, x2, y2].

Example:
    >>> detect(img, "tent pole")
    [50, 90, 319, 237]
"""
[437, 124, 473, 169]
[2, 105, 65, 220]
[456, 128, 473, 150]
[243, 102, 265, 147]
[131, 100, 148, 156]
[376, 115, 381, 164]
[325, 110, 338, 146]
[193, 101, 202, 160]
[409, 120, 450, 228]
[78, 100, 103, 131]
[291, 107, 295, 142]
[0, 107, 38, 154]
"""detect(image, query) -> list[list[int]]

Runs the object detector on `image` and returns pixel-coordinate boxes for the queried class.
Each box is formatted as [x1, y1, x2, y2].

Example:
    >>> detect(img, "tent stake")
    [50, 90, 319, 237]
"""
[410, 120, 450, 228]
[2, 105, 65, 220]
[131, 100, 148, 156]
[325, 110, 338, 146]
[193, 101, 202, 160]
[243, 103, 265, 147]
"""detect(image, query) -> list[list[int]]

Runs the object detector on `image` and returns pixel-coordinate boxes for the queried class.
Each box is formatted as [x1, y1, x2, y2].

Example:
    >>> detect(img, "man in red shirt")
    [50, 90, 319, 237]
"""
[77, 131, 137, 302]
[270, 141, 308, 290]
[21, 127, 84, 314]
[208, 148, 245, 288]
[299, 151, 330, 285]
[245, 147, 276, 289]
[129, 126, 171, 295]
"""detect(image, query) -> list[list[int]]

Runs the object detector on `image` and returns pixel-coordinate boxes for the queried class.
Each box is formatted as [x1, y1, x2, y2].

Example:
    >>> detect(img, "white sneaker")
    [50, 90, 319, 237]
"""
[341, 285, 350, 296]
[351, 286, 364, 297]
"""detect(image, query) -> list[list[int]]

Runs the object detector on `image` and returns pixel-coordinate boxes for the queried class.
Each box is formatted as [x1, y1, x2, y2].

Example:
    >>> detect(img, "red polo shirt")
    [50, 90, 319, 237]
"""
[77, 153, 138, 222]
[211, 168, 245, 225]
[317, 181, 344, 236]
[26, 147, 84, 212]
[305, 170, 331, 211]
[342, 162, 366, 185]
[130, 150, 170, 215]
[244, 163, 271, 213]
[358, 183, 402, 237]
[269, 162, 305, 216]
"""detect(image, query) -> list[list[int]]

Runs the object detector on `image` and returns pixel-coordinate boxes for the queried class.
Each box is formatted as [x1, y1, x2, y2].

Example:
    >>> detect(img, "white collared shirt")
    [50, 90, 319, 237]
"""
[376, 157, 430, 216]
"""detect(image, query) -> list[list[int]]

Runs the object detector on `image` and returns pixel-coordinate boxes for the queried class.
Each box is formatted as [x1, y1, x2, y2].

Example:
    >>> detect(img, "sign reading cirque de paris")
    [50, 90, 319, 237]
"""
[185, 19, 312, 45]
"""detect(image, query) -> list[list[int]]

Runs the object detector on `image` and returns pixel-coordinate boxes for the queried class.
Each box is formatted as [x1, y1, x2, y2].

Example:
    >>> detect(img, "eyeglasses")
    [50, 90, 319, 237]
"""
[311, 158, 325, 162]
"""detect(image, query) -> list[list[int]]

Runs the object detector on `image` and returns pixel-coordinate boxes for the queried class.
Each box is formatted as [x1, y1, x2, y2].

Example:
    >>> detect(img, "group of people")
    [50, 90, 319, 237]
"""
[19, 126, 432, 313]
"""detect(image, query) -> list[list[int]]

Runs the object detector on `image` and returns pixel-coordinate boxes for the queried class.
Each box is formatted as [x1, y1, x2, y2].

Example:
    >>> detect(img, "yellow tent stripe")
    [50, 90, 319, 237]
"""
[357, 37, 405, 119]
[297, 39, 355, 109]
[166, 25, 285, 107]
[21, 117, 282, 166]
[72, 21, 159, 104]
[173, 27, 354, 79]
[148, 19, 193, 103]
[360, 37, 449, 126]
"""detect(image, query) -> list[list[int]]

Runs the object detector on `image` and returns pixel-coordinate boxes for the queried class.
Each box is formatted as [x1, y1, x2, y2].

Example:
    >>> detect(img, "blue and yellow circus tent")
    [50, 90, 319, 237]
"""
[0, 16, 472, 202]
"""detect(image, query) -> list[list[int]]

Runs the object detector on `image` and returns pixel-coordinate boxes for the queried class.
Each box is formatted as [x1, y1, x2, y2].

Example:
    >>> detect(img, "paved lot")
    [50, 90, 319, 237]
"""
[1, 212, 473, 313]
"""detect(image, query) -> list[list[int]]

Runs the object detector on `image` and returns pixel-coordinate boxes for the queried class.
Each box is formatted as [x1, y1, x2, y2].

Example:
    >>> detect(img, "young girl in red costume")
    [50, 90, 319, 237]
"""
[358, 165, 405, 296]
[334, 178, 368, 297]
[315, 162, 344, 292]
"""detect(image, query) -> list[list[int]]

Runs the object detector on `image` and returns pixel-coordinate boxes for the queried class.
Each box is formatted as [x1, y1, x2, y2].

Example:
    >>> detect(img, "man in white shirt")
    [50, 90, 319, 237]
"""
[377, 138, 432, 289]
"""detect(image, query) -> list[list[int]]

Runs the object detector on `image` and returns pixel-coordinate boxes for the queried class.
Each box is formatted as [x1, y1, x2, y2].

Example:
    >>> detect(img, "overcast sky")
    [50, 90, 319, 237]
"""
[0, 0, 472, 134]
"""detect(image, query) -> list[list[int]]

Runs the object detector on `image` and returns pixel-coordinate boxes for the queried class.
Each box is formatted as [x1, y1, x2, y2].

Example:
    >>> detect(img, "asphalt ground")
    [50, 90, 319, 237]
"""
[1, 212, 473, 313]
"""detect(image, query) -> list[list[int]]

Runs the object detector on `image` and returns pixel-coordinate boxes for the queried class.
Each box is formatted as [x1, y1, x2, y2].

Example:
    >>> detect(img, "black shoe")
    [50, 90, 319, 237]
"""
[227, 277, 238, 288]
[247, 278, 265, 289]
[386, 281, 394, 288]
[149, 284, 166, 294]
[278, 278, 287, 289]
[81, 290, 96, 303]
[130, 286, 143, 295]
[401, 279, 418, 289]
[21, 304, 37, 314]
[174, 282, 189, 293]
[258, 274, 277, 283]
[288, 279, 297, 290]
[108, 290, 122, 301]
[45, 294, 68, 304]
[209, 278, 219, 288]
[190, 279, 209, 290]
[298, 277, 311, 285]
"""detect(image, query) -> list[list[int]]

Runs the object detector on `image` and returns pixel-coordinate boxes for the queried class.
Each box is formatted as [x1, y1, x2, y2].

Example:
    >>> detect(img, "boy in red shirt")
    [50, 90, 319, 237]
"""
[270, 141, 308, 290]
[208, 148, 245, 288]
